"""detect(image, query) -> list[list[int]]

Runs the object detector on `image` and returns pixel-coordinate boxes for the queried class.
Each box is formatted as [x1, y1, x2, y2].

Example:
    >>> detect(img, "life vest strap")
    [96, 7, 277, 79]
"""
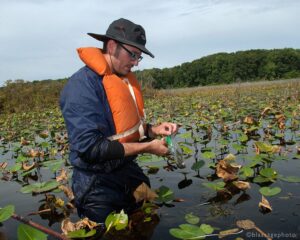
[108, 120, 143, 141]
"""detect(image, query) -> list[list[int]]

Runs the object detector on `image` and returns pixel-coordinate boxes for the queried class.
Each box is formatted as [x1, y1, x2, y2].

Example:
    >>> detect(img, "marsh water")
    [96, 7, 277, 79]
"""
[1, 136, 300, 240]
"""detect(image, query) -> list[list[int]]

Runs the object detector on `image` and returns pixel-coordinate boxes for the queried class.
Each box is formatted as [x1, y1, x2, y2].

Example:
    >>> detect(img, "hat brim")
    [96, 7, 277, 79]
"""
[87, 33, 154, 58]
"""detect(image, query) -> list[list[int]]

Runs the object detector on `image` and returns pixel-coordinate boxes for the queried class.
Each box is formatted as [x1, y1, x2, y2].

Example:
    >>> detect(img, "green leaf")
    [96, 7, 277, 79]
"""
[16, 154, 28, 163]
[278, 175, 300, 183]
[67, 229, 96, 238]
[199, 223, 214, 234]
[169, 228, 197, 239]
[191, 161, 205, 171]
[259, 186, 281, 196]
[7, 163, 22, 172]
[255, 141, 275, 153]
[239, 166, 254, 178]
[105, 210, 128, 231]
[137, 154, 163, 163]
[238, 134, 248, 143]
[0, 205, 14, 222]
[181, 145, 193, 155]
[115, 210, 128, 230]
[105, 211, 116, 231]
[42, 160, 64, 172]
[20, 180, 60, 194]
[202, 151, 215, 159]
[259, 168, 277, 179]
[40, 141, 50, 148]
[17, 224, 47, 240]
[179, 224, 205, 235]
[253, 176, 272, 183]
[185, 213, 200, 225]
[202, 181, 225, 191]
[179, 132, 192, 139]
[157, 185, 174, 204]
[232, 143, 245, 152]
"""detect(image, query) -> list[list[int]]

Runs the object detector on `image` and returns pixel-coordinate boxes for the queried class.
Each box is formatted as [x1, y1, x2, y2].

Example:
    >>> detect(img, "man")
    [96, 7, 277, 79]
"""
[60, 18, 177, 223]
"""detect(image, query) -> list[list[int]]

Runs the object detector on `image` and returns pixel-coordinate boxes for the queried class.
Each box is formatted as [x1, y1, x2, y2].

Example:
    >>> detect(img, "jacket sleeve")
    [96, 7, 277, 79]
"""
[60, 67, 125, 165]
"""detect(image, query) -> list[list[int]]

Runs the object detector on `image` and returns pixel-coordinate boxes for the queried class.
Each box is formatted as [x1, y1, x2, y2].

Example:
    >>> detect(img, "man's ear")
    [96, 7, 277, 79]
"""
[107, 40, 116, 55]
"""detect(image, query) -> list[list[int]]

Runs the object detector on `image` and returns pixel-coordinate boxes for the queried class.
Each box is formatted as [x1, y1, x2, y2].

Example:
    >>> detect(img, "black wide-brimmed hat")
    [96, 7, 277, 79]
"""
[88, 18, 154, 58]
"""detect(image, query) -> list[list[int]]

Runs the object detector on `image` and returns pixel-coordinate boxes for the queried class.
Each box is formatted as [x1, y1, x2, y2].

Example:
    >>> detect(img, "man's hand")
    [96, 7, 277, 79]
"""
[149, 122, 178, 138]
[123, 138, 169, 156]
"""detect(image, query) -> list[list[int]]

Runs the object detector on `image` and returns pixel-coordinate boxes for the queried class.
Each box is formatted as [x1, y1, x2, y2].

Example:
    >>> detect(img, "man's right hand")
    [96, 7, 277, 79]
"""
[122, 138, 169, 157]
[146, 139, 169, 156]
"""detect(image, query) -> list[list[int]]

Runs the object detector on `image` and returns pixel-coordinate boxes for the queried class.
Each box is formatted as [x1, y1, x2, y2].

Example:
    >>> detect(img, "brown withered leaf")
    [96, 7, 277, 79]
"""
[261, 107, 272, 116]
[27, 149, 39, 158]
[236, 219, 271, 240]
[232, 181, 251, 191]
[0, 162, 8, 170]
[133, 182, 158, 203]
[236, 219, 256, 230]
[61, 217, 99, 235]
[20, 137, 30, 146]
[56, 168, 68, 182]
[77, 218, 99, 229]
[258, 195, 272, 212]
[61, 218, 76, 235]
[173, 198, 186, 202]
[218, 228, 241, 238]
[243, 116, 254, 125]
[22, 162, 36, 171]
[59, 185, 74, 201]
[216, 159, 241, 182]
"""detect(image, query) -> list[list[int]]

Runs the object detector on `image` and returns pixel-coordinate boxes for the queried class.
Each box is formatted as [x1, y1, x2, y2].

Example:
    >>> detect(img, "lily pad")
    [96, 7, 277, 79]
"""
[17, 224, 47, 240]
[20, 180, 60, 194]
[202, 181, 225, 191]
[185, 213, 200, 225]
[0, 205, 14, 222]
[259, 186, 281, 196]
[67, 229, 96, 238]
[156, 185, 174, 204]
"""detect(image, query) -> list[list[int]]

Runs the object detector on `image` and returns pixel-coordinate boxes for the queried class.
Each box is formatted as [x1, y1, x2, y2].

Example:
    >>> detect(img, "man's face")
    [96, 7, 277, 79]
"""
[111, 41, 142, 76]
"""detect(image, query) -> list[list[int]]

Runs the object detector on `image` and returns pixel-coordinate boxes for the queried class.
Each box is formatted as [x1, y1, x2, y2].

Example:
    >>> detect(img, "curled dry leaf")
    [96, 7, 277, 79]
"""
[58, 185, 74, 201]
[216, 159, 240, 182]
[244, 116, 254, 125]
[22, 162, 36, 171]
[27, 149, 39, 158]
[133, 182, 158, 203]
[61, 218, 76, 235]
[236, 219, 271, 240]
[236, 219, 255, 230]
[0, 162, 8, 170]
[218, 228, 241, 238]
[56, 168, 68, 182]
[261, 107, 272, 116]
[20, 137, 30, 145]
[232, 181, 251, 191]
[39, 130, 49, 138]
[258, 195, 272, 212]
[61, 217, 99, 235]
[173, 198, 185, 202]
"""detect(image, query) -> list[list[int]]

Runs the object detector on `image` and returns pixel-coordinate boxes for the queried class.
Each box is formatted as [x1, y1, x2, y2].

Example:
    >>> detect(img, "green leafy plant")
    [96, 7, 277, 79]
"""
[105, 210, 128, 232]
[259, 186, 281, 196]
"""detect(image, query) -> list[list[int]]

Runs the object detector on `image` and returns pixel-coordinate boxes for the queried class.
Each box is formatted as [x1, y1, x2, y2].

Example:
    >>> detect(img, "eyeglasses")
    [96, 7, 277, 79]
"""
[119, 44, 143, 62]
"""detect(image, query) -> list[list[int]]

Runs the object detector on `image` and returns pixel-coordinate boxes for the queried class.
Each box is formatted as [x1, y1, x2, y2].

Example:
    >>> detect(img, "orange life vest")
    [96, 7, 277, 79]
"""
[77, 47, 146, 143]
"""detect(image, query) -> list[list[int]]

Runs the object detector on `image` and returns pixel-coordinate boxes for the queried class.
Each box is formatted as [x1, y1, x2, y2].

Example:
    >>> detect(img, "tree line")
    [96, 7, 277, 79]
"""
[1, 48, 300, 114]
[136, 48, 300, 88]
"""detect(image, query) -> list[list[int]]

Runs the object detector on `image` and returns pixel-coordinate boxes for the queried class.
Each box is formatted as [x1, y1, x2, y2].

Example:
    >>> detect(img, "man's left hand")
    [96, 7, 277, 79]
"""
[149, 122, 178, 138]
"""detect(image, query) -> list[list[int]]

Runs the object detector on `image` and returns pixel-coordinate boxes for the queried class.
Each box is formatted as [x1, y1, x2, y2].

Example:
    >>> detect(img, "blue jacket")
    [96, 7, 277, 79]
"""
[60, 66, 149, 208]
[60, 66, 136, 171]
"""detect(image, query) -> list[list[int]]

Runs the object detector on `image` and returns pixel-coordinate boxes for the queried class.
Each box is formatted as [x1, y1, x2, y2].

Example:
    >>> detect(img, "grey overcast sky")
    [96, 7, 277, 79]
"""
[1, 0, 300, 86]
